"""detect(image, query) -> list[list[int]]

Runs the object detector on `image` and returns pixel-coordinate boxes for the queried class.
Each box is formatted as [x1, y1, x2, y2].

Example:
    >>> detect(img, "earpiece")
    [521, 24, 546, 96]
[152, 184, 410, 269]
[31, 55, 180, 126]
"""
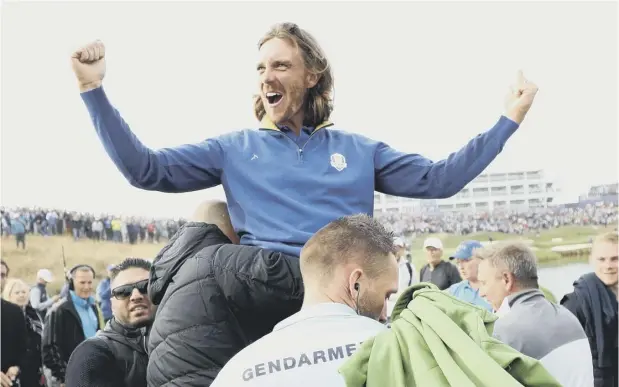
[354, 283, 360, 291]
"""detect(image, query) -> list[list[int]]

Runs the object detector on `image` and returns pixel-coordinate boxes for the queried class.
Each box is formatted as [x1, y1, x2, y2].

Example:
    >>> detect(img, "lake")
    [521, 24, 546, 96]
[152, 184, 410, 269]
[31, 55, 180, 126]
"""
[538, 260, 592, 301]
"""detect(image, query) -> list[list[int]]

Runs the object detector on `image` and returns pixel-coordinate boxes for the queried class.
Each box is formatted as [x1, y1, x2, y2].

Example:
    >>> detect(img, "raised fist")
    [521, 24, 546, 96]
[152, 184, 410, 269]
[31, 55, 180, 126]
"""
[504, 70, 539, 125]
[71, 40, 106, 92]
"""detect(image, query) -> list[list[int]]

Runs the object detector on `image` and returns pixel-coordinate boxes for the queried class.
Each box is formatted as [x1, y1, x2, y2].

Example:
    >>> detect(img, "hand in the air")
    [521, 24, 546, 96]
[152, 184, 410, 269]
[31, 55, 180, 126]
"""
[504, 70, 539, 125]
[71, 40, 106, 93]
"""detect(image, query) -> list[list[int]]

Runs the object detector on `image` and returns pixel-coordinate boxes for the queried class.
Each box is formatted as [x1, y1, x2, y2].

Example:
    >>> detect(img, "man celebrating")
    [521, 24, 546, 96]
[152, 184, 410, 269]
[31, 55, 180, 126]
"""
[65, 258, 154, 387]
[72, 23, 537, 258]
[71, 23, 538, 386]
[211, 214, 398, 386]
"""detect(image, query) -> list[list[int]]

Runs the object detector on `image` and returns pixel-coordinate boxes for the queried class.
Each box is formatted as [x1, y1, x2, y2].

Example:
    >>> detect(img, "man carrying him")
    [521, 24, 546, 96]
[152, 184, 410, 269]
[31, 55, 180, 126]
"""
[477, 242, 594, 387]
[419, 237, 461, 290]
[72, 22, 537, 386]
[65, 258, 155, 387]
[447, 240, 492, 311]
[211, 214, 398, 386]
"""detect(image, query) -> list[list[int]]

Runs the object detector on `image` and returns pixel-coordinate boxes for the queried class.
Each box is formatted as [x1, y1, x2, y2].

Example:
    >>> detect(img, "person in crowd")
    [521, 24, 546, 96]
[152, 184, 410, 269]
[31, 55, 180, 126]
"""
[561, 231, 618, 387]
[10, 213, 26, 249]
[3, 278, 45, 387]
[72, 22, 537, 386]
[386, 237, 415, 319]
[96, 265, 115, 324]
[419, 237, 461, 290]
[66, 258, 154, 387]
[477, 242, 594, 387]
[212, 214, 398, 386]
[447, 240, 492, 311]
[30, 269, 59, 319]
[42, 265, 104, 387]
[1, 260, 27, 387]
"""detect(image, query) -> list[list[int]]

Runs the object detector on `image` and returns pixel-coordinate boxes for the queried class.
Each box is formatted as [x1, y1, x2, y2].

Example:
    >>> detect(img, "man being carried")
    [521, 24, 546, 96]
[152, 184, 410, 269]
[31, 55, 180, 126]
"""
[72, 22, 538, 386]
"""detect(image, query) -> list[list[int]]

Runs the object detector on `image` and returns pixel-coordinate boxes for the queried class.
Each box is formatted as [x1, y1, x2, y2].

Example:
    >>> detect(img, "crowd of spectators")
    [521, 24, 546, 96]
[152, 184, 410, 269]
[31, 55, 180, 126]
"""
[2, 201, 616, 245]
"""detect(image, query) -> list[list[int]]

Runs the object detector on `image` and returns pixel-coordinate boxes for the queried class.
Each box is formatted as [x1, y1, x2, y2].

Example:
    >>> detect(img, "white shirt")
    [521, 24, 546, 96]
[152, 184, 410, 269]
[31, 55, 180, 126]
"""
[211, 303, 387, 387]
[387, 259, 416, 318]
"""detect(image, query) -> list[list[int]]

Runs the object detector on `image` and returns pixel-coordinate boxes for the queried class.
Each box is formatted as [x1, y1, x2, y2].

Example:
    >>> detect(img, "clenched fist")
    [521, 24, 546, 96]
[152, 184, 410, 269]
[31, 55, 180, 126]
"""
[71, 40, 106, 93]
[504, 70, 539, 125]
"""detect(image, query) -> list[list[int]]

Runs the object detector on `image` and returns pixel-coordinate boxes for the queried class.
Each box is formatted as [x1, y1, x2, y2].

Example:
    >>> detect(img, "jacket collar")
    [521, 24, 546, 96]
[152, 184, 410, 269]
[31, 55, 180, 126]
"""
[259, 116, 333, 131]
[107, 318, 144, 338]
[495, 288, 544, 317]
[274, 302, 357, 331]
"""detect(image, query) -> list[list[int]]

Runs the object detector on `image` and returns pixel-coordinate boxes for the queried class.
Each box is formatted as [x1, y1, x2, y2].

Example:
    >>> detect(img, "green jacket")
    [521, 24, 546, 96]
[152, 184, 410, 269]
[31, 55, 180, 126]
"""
[339, 283, 561, 387]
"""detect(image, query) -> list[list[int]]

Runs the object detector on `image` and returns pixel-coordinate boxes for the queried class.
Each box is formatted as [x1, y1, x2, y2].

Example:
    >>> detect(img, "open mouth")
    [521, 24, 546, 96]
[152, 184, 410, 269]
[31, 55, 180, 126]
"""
[266, 92, 283, 106]
[131, 305, 148, 313]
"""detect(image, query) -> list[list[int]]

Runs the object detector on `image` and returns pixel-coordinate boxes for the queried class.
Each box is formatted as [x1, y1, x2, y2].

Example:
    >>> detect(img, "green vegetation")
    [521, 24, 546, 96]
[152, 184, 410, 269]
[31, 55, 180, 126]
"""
[407, 225, 613, 275]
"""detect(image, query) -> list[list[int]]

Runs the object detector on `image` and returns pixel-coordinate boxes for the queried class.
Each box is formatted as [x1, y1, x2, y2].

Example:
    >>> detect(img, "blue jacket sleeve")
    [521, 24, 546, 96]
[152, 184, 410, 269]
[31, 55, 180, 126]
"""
[374, 116, 519, 199]
[81, 87, 225, 193]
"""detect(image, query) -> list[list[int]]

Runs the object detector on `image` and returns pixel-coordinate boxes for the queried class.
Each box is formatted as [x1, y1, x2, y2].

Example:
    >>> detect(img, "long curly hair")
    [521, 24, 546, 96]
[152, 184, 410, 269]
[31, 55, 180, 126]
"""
[254, 23, 334, 128]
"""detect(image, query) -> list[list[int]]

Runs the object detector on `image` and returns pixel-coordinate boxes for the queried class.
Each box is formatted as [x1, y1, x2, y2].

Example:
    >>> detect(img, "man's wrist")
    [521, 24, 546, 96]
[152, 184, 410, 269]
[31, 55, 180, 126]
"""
[79, 80, 102, 93]
[504, 109, 524, 125]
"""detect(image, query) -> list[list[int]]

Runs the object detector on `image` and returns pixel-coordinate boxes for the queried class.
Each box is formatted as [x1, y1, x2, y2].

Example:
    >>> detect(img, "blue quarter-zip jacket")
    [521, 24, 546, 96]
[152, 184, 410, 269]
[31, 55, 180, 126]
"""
[82, 87, 519, 257]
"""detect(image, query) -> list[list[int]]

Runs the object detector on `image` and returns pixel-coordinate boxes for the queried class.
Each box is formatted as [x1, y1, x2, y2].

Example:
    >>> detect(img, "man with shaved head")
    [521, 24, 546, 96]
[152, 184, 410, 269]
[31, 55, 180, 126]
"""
[191, 200, 239, 244]
[147, 200, 302, 386]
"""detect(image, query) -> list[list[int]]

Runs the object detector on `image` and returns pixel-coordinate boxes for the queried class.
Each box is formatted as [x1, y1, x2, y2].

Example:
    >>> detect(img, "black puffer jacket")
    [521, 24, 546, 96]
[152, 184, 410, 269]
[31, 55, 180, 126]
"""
[147, 222, 304, 387]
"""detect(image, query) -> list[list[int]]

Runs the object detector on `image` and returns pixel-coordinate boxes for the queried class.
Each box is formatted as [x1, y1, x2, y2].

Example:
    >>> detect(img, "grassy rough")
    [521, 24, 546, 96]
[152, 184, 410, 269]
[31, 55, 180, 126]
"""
[2, 225, 613, 294]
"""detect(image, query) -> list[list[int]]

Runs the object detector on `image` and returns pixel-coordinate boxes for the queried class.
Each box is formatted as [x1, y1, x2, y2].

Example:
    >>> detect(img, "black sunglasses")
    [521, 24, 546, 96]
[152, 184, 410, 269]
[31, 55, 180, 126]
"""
[111, 279, 149, 300]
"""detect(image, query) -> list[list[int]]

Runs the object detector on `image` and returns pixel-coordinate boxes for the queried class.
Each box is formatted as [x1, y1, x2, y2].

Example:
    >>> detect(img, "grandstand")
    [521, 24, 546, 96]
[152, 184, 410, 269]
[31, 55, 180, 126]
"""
[374, 169, 558, 214]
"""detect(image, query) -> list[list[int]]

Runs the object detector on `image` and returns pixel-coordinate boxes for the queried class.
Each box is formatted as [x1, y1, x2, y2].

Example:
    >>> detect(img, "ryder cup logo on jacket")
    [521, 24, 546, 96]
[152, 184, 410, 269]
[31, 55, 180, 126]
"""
[330, 153, 347, 171]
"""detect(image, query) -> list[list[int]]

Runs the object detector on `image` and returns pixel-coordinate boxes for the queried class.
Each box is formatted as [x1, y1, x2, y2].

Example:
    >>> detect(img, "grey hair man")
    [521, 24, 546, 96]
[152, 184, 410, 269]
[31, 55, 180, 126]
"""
[477, 242, 593, 387]
[211, 214, 398, 387]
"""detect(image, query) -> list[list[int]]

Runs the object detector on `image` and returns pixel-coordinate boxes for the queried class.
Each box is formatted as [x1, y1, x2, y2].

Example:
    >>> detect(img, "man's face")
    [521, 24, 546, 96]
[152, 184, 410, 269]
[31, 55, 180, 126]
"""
[591, 241, 618, 286]
[455, 257, 480, 282]
[0, 264, 8, 292]
[257, 38, 317, 127]
[111, 268, 154, 328]
[73, 269, 94, 298]
[425, 247, 442, 264]
[358, 253, 399, 323]
[477, 260, 509, 311]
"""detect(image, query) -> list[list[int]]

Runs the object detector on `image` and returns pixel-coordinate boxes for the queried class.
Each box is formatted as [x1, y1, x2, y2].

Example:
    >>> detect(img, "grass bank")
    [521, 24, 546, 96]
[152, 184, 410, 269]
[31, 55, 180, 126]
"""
[1, 235, 165, 294]
[1, 225, 613, 294]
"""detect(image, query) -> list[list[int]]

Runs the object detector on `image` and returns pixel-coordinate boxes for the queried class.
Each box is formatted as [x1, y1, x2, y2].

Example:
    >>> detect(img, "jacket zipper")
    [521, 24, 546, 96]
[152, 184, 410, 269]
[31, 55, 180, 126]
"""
[264, 128, 322, 161]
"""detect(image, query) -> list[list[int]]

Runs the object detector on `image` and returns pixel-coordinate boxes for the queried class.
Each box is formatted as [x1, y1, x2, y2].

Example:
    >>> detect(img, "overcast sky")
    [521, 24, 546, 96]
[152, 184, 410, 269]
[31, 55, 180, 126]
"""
[1, 1, 617, 218]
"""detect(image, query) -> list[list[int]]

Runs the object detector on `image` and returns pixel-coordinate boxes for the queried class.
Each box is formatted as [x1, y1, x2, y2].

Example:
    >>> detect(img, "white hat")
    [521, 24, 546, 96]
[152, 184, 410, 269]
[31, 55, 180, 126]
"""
[37, 269, 54, 283]
[393, 237, 406, 247]
[423, 237, 443, 250]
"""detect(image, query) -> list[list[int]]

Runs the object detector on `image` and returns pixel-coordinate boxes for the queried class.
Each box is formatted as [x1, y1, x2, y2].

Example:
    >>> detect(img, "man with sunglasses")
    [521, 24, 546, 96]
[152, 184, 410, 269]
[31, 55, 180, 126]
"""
[65, 258, 154, 387]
